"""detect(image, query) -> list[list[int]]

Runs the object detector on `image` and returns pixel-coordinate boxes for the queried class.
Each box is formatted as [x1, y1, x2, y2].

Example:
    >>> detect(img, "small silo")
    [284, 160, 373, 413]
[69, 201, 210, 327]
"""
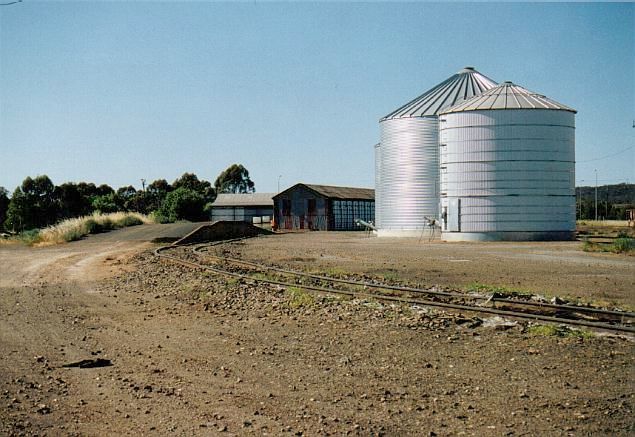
[438, 81, 577, 241]
[377, 67, 497, 237]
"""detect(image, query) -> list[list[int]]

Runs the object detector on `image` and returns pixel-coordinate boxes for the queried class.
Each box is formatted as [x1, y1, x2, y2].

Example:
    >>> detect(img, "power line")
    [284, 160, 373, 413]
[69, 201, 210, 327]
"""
[578, 145, 635, 163]
[0, 0, 22, 6]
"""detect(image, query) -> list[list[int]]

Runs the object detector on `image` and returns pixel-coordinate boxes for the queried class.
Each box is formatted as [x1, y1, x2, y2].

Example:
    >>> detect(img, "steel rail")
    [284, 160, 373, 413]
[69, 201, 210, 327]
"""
[193, 244, 635, 319]
[154, 244, 635, 334]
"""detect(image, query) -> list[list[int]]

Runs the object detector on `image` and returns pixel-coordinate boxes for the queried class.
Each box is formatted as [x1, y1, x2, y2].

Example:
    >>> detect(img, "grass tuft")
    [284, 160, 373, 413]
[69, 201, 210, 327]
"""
[225, 277, 240, 286]
[286, 286, 315, 309]
[611, 237, 634, 253]
[527, 324, 593, 339]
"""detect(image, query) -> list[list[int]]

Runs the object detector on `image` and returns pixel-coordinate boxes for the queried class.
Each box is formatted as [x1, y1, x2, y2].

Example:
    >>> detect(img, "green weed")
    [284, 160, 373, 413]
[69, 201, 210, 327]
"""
[180, 282, 207, 299]
[251, 272, 275, 282]
[527, 324, 593, 339]
[225, 277, 240, 286]
[582, 237, 634, 254]
[286, 286, 315, 309]
[379, 270, 400, 282]
[611, 237, 634, 253]
[19, 229, 42, 245]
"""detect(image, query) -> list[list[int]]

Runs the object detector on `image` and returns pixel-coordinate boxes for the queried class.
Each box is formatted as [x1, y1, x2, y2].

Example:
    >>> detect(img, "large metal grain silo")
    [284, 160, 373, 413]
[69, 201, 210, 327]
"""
[374, 143, 382, 229]
[438, 81, 577, 241]
[377, 67, 496, 237]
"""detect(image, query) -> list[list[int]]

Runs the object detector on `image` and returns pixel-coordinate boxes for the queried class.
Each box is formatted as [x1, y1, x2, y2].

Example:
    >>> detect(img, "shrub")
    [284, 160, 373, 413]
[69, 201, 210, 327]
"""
[91, 193, 121, 214]
[19, 229, 42, 245]
[83, 218, 105, 234]
[149, 210, 170, 224]
[611, 237, 634, 254]
[157, 187, 207, 222]
[100, 218, 115, 231]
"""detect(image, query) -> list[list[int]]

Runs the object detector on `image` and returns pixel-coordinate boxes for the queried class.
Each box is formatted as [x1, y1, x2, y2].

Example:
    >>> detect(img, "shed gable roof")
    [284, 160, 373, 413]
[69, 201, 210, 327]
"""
[274, 183, 375, 201]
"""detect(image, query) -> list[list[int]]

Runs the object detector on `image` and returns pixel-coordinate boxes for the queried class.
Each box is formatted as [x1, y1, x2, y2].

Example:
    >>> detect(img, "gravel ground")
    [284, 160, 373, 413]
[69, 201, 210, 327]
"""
[0, 227, 633, 436]
[236, 232, 635, 308]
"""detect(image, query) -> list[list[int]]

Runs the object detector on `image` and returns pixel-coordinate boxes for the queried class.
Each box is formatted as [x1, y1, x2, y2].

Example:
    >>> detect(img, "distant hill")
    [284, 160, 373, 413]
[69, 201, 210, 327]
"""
[576, 183, 635, 205]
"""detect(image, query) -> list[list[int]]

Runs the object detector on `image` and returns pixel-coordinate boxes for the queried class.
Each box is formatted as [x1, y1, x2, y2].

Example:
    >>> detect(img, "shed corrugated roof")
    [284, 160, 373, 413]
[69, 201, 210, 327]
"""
[275, 184, 375, 200]
[381, 67, 497, 120]
[211, 193, 274, 207]
[439, 81, 577, 114]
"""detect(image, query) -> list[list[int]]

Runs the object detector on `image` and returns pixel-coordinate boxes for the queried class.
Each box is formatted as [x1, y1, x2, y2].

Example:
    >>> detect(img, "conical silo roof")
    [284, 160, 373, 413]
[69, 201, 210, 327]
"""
[440, 81, 577, 114]
[380, 67, 497, 121]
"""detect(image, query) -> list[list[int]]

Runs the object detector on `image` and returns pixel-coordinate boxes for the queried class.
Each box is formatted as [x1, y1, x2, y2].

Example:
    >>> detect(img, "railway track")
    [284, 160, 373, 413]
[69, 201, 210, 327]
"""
[155, 239, 635, 334]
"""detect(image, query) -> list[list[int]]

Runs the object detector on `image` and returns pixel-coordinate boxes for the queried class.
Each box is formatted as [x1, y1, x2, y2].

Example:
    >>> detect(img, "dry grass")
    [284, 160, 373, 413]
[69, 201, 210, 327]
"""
[33, 212, 154, 246]
[0, 237, 21, 246]
[577, 220, 630, 228]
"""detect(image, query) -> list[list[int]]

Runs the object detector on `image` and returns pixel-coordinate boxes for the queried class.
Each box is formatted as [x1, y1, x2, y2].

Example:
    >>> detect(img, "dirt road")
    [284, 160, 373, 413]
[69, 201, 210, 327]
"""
[1, 227, 633, 436]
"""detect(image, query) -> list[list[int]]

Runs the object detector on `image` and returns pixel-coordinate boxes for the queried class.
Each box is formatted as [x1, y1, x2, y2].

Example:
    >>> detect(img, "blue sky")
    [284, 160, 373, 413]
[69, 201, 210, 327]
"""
[1, 2, 633, 193]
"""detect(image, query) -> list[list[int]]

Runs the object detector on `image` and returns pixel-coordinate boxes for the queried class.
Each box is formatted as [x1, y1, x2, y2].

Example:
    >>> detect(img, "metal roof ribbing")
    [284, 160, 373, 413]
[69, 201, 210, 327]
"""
[274, 184, 375, 200]
[380, 67, 497, 121]
[211, 193, 275, 207]
[440, 81, 577, 114]
[304, 184, 374, 200]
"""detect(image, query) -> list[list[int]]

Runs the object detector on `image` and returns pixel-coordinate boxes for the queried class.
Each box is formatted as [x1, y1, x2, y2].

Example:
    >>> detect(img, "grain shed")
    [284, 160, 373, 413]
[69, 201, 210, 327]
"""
[438, 81, 577, 241]
[273, 184, 375, 231]
[209, 193, 274, 225]
[377, 67, 497, 237]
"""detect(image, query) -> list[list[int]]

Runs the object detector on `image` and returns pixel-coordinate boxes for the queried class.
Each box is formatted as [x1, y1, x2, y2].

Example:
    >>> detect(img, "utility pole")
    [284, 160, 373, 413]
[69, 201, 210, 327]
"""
[277, 175, 282, 193]
[141, 178, 146, 191]
[594, 169, 598, 221]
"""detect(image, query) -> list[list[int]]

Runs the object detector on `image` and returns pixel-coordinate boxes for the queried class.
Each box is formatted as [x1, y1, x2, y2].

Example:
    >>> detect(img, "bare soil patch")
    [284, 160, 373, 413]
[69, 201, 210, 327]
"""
[0, 228, 633, 436]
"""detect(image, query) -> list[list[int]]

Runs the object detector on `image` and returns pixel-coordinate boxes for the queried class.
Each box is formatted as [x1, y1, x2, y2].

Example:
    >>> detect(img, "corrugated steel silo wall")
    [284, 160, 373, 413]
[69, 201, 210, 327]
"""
[374, 143, 381, 228]
[439, 109, 575, 238]
[379, 117, 439, 231]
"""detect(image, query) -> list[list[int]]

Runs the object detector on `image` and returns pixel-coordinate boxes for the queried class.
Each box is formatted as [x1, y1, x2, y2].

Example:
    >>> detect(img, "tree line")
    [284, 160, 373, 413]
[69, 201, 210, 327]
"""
[0, 164, 255, 232]
[576, 183, 634, 220]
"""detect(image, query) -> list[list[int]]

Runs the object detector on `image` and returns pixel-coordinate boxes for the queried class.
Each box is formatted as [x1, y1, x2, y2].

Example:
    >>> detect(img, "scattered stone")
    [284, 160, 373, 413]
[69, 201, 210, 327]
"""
[482, 316, 518, 330]
[36, 404, 50, 414]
